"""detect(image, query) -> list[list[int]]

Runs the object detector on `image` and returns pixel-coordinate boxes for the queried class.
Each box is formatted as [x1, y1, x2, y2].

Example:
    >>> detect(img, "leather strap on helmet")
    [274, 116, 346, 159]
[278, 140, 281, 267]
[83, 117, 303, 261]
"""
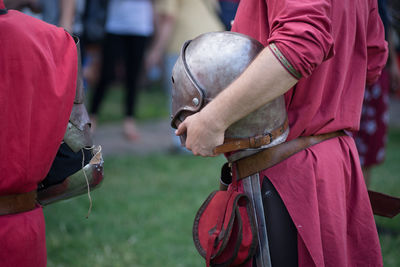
[214, 117, 289, 154]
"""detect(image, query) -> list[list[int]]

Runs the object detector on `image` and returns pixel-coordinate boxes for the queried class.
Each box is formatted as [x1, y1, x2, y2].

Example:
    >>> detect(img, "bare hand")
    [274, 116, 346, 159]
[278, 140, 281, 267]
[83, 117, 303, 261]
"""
[145, 49, 162, 73]
[175, 112, 225, 157]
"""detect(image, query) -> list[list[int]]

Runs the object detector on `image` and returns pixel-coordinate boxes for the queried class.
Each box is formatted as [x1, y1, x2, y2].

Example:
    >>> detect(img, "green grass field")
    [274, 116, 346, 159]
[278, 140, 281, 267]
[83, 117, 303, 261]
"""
[44, 87, 400, 266]
[44, 154, 226, 267]
[371, 128, 400, 266]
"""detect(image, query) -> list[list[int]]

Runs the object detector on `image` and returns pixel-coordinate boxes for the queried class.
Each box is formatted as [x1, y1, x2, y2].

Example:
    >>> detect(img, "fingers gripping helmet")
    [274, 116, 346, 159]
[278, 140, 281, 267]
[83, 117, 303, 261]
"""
[171, 32, 289, 154]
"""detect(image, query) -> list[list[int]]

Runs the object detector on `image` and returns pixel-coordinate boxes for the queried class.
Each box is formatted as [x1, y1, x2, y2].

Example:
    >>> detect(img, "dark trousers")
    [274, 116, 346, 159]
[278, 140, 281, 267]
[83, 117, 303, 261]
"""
[218, 1, 240, 30]
[90, 33, 148, 117]
[254, 177, 298, 266]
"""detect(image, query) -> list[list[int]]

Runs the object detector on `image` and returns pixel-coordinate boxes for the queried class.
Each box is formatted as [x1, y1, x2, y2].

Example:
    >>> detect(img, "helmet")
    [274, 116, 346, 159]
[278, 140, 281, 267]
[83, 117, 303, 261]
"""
[170, 32, 289, 153]
[37, 36, 104, 206]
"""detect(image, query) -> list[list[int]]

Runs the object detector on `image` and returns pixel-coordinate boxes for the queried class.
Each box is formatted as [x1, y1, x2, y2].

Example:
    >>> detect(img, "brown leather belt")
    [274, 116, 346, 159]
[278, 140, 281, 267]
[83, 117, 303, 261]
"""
[232, 131, 400, 218]
[0, 190, 37, 216]
[235, 131, 346, 179]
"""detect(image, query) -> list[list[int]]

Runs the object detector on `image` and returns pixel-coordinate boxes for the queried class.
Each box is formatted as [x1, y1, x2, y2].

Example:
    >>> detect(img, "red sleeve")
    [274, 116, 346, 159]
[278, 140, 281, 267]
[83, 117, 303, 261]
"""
[366, 1, 388, 85]
[266, 0, 334, 78]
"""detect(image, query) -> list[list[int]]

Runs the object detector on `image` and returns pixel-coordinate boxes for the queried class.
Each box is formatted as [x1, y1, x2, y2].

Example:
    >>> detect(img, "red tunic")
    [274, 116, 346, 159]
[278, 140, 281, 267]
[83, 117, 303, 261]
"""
[0, 5, 77, 266]
[232, 0, 387, 266]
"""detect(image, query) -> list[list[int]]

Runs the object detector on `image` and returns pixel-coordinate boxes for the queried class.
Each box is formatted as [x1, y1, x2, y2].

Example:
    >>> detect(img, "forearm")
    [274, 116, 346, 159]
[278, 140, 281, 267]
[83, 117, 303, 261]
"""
[153, 14, 175, 52]
[201, 46, 298, 132]
[59, 0, 75, 32]
[145, 14, 176, 70]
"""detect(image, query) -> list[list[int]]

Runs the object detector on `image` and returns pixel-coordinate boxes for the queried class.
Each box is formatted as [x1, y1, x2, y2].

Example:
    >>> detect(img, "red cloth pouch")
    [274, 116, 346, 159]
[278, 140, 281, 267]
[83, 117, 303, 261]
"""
[193, 185, 258, 267]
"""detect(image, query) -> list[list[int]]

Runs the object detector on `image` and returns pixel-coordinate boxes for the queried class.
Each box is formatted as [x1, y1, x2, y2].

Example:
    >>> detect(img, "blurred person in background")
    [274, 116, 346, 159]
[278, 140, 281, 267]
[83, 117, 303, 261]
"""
[354, 0, 400, 187]
[89, 0, 154, 141]
[388, 0, 400, 98]
[217, 0, 240, 30]
[81, 0, 109, 90]
[39, 0, 77, 34]
[0, 1, 78, 266]
[3, 0, 38, 11]
[4, 0, 77, 31]
[145, 0, 224, 152]
[6, 0, 78, 35]
[389, 0, 400, 33]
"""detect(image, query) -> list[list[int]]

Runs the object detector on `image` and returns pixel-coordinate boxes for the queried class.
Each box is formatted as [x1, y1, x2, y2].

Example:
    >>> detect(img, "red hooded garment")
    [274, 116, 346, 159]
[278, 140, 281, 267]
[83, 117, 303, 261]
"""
[0, 2, 77, 266]
[232, 0, 387, 266]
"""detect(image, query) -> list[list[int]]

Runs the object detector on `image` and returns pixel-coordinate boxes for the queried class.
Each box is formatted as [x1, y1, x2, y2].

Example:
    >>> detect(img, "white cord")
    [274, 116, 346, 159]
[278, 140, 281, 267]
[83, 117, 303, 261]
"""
[81, 148, 93, 219]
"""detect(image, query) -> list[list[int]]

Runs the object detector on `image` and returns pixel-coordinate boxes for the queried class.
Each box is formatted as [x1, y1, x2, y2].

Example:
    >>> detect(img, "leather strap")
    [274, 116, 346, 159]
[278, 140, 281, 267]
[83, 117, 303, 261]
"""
[233, 131, 400, 218]
[368, 190, 400, 219]
[0, 190, 37, 216]
[235, 131, 345, 180]
[214, 118, 289, 154]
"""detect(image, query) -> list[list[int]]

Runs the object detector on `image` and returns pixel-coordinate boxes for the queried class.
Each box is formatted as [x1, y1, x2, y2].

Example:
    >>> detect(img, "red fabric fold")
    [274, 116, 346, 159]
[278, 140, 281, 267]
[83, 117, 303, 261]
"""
[0, 9, 77, 266]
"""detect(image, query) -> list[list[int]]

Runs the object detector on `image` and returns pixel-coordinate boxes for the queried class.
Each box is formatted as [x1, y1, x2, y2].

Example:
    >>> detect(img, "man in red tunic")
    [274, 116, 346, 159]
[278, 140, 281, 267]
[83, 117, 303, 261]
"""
[176, 0, 388, 266]
[0, 1, 77, 266]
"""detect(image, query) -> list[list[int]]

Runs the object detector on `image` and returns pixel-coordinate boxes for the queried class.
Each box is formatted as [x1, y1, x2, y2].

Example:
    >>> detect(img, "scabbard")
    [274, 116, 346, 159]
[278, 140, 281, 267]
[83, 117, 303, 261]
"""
[368, 190, 400, 218]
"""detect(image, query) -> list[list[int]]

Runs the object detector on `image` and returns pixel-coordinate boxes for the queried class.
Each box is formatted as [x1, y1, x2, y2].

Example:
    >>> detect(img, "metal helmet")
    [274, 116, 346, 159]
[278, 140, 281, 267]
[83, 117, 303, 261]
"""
[170, 31, 289, 153]
[37, 36, 104, 206]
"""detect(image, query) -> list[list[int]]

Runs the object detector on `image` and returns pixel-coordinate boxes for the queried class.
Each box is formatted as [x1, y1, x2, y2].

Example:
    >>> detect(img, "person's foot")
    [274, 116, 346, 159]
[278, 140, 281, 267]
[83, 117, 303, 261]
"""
[123, 118, 140, 141]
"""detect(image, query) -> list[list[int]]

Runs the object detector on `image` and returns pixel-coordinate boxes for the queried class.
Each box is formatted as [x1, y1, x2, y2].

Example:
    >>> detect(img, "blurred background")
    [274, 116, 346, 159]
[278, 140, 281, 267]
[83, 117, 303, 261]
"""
[4, 0, 400, 266]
